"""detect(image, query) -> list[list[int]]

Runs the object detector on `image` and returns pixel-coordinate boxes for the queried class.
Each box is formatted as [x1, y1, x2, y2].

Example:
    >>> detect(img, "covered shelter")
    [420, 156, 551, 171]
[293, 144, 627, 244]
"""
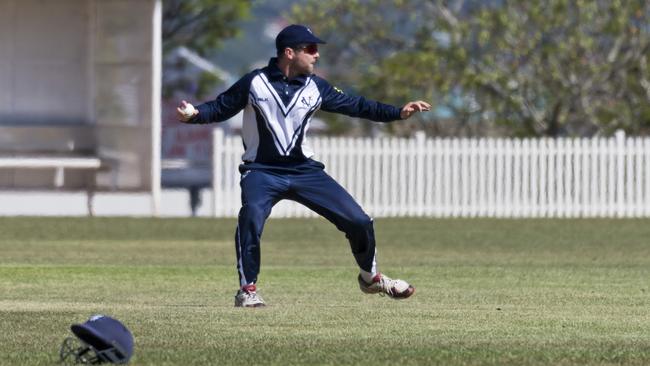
[0, 0, 162, 214]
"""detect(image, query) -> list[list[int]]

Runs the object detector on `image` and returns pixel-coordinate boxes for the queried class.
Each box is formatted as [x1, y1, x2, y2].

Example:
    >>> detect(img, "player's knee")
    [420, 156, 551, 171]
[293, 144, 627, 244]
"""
[347, 215, 373, 234]
[239, 203, 270, 224]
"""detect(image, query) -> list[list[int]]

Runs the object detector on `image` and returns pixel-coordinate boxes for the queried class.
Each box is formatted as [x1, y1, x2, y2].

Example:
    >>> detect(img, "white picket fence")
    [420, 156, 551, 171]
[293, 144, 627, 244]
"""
[212, 129, 650, 218]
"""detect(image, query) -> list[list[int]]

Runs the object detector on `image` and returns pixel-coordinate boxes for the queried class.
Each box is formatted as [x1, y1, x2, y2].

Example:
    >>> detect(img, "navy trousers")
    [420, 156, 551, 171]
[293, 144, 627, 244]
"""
[234, 162, 377, 286]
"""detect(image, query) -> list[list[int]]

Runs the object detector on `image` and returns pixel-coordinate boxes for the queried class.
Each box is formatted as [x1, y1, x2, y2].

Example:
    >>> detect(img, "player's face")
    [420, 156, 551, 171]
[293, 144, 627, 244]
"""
[292, 44, 319, 75]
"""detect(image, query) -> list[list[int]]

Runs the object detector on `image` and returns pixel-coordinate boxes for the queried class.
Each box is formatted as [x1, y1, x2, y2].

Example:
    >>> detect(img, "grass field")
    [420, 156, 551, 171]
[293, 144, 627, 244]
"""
[0, 217, 649, 365]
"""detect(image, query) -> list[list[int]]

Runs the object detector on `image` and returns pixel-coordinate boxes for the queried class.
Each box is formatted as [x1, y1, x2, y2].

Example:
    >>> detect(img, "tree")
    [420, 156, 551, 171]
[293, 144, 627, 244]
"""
[163, 0, 251, 53]
[162, 0, 251, 99]
[291, 0, 650, 137]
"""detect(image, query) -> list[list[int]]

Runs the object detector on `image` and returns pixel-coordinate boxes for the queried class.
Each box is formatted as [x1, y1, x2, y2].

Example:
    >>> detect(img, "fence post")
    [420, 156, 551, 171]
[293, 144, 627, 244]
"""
[470, 138, 479, 217]
[615, 130, 626, 217]
[477, 138, 487, 217]
[486, 138, 496, 217]
[634, 137, 643, 217]
[434, 138, 443, 217]
[451, 138, 461, 217]
[415, 132, 426, 216]
[521, 138, 530, 217]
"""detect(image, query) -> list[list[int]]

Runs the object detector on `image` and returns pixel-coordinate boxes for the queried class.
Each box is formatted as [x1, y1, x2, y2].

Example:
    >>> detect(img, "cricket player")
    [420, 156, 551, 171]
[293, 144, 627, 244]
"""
[177, 24, 431, 307]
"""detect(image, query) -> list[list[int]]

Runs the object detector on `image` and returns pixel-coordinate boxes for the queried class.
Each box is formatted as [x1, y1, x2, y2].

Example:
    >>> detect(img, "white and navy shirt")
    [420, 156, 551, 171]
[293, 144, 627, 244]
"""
[190, 58, 402, 166]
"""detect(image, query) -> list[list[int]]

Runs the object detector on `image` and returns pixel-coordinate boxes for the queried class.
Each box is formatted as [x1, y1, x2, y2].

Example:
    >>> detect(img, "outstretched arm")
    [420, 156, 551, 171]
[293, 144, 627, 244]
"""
[176, 72, 254, 124]
[400, 101, 432, 119]
[316, 77, 430, 122]
[317, 78, 401, 122]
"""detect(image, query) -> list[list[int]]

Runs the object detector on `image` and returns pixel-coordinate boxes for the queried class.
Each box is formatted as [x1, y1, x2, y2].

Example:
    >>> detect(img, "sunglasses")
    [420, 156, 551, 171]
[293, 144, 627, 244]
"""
[294, 44, 319, 55]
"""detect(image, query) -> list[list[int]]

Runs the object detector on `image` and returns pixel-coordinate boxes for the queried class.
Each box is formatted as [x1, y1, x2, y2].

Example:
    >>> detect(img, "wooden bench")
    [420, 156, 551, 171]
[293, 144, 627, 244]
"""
[0, 155, 102, 215]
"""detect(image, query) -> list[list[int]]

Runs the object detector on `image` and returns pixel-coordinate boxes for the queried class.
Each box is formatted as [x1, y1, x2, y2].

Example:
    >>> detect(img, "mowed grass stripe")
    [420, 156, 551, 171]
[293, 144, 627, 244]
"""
[0, 217, 649, 365]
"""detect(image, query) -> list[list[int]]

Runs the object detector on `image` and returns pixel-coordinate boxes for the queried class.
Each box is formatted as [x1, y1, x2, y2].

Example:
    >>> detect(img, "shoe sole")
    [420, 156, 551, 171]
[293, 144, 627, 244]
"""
[359, 286, 382, 295]
[359, 284, 416, 299]
[234, 290, 266, 307]
[234, 299, 266, 307]
[392, 286, 415, 299]
[235, 303, 266, 308]
[358, 275, 415, 299]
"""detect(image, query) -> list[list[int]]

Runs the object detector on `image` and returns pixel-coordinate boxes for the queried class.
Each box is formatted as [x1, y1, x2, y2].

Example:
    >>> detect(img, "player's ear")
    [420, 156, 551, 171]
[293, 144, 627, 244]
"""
[284, 47, 296, 60]
[278, 47, 292, 60]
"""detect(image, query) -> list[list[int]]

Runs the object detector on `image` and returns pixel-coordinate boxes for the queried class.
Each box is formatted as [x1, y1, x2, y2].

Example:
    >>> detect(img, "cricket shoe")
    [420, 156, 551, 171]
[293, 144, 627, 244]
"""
[234, 284, 266, 307]
[358, 273, 415, 299]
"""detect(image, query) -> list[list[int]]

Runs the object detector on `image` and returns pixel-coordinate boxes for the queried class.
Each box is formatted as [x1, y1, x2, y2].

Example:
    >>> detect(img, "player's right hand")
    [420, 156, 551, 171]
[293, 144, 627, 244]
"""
[176, 100, 199, 122]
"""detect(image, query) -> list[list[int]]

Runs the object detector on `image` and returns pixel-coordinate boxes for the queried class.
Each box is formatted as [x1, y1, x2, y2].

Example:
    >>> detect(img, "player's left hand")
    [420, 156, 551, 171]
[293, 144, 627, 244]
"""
[400, 101, 431, 119]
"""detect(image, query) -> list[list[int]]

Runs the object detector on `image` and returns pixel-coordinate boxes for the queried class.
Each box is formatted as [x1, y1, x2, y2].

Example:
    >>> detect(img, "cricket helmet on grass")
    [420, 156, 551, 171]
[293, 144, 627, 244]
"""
[59, 315, 133, 364]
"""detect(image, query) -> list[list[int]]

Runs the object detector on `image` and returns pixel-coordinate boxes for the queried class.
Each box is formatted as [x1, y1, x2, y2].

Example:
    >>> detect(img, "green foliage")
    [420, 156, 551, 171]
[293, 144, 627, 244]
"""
[196, 71, 222, 100]
[292, 0, 650, 137]
[1, 217, 650, 365]
[163, 0, 251, 55]
[162, 0, 251, 99]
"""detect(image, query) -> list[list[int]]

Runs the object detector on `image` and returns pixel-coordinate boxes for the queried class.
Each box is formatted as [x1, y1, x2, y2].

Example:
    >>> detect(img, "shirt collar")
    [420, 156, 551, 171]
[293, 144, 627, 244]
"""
[266, 57, 309, 85]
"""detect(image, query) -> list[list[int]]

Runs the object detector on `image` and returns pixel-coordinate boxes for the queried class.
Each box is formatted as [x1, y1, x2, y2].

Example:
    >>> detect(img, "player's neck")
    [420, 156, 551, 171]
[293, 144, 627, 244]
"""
[277, 58, 300, 80]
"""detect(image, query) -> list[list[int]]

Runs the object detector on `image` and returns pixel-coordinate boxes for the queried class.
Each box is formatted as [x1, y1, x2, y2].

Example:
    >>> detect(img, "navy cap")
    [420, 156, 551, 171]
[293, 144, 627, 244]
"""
[275, 24, 326, 53]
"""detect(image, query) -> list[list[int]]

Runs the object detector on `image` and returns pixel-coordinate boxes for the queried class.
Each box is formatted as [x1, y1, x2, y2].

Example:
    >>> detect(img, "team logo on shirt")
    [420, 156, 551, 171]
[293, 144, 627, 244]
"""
[333, 86, 344, 94]
[301, 96, 313, 107]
